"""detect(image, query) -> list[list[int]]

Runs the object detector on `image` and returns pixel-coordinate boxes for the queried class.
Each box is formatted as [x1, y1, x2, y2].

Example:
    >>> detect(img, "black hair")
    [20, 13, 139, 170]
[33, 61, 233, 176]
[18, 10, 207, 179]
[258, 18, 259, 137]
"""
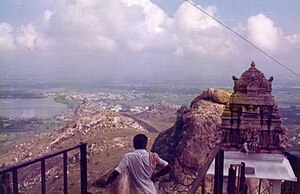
[133, 134, 148, 149]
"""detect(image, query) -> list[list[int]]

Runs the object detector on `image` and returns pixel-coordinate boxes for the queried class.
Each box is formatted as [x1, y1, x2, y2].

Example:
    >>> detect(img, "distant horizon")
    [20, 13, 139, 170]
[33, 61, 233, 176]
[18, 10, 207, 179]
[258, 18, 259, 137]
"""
[1, 69, 299, 92]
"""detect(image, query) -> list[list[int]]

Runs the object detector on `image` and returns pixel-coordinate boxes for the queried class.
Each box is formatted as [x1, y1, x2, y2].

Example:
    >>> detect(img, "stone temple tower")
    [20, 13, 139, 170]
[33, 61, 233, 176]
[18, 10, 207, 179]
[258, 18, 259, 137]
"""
[210, 61, 296, 194]
[221, 61, 289, 153]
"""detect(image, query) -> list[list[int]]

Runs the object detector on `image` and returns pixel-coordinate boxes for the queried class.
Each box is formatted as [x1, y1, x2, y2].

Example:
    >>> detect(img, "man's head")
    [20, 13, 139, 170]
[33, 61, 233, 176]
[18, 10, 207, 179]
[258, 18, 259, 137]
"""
[133, 134, 148, 149]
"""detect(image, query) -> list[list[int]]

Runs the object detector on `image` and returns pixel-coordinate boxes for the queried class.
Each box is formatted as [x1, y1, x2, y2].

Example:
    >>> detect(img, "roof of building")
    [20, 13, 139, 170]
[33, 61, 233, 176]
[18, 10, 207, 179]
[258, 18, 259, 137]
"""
[207, 151, 297, 182]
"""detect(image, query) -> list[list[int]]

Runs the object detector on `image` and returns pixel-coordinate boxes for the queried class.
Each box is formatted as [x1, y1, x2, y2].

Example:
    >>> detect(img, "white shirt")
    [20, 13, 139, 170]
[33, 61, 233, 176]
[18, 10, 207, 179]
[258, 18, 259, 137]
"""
[115, 149, 168, 194]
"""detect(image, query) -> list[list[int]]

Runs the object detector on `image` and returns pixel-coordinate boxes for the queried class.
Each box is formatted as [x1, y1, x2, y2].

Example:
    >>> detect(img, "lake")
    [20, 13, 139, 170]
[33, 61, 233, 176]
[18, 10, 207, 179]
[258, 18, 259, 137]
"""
[0, 97, 68, 118]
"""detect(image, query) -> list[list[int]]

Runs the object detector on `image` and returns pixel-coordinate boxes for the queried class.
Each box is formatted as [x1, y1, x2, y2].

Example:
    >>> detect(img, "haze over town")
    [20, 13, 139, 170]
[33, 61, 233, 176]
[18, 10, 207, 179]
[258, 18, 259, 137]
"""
[0, 0, 299, 84]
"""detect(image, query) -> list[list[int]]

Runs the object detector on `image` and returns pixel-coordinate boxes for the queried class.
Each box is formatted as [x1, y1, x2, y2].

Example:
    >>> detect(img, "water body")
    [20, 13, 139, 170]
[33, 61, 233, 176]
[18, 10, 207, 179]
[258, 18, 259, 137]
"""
[0, 97, 67, 118]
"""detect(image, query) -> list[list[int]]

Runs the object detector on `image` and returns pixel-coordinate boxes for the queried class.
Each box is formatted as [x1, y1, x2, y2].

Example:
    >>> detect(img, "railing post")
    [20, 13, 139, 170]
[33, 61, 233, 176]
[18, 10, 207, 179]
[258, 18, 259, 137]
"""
[80, 143, 87, 194]
[258, 179, 262, 194]
[41, 159, 46, 194]
[227, 165, 236, 194]
[12, 169, 18, 194]
[214, 149, 224, 194]
[201, 177, 205, 194]
[239, 162, 246, 194]
[214, 151, 219, 194]
[63, 152, 68, 194]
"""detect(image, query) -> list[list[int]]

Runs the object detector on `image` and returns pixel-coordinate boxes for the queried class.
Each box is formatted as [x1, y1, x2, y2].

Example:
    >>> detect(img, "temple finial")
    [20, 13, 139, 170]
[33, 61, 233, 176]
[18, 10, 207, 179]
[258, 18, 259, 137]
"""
[250, 61, 256, 67]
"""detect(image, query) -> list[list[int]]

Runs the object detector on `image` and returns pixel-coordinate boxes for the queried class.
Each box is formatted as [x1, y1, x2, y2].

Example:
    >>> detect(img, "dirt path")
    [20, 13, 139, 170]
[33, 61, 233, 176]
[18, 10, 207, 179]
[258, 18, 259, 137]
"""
[121, 114, 159, 133]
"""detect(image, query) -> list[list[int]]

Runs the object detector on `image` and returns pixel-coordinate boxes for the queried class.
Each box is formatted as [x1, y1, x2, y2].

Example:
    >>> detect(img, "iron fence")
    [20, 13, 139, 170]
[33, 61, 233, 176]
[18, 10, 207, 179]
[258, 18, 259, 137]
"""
[0, 143, 87, 194]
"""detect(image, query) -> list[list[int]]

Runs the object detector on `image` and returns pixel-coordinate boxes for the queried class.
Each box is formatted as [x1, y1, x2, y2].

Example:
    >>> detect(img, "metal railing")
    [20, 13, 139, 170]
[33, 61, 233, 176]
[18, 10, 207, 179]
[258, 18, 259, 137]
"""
[188, 145, 223, 194]
[247, 179, 271, 194]
[0, 143, 87, 194]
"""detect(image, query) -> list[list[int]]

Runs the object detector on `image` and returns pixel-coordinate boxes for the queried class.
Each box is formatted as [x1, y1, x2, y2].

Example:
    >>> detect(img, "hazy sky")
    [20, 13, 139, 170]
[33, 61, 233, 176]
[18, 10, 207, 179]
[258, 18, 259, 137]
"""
[0, 0, 299, 83]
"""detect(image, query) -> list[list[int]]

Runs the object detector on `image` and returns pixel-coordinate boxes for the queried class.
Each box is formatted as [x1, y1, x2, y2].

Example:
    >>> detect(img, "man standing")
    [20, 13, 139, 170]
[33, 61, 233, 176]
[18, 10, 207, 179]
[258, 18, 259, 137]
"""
[94, 134, 173, 194]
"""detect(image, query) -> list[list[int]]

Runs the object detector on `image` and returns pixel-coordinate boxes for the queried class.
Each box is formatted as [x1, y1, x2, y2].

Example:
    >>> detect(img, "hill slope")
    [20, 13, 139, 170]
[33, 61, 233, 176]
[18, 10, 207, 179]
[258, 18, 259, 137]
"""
[0, 100, 158, 193]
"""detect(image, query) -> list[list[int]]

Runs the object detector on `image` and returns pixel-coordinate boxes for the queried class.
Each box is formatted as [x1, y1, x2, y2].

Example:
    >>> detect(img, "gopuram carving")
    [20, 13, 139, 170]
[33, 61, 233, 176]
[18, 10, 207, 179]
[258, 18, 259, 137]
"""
[220, 61, 291, 153]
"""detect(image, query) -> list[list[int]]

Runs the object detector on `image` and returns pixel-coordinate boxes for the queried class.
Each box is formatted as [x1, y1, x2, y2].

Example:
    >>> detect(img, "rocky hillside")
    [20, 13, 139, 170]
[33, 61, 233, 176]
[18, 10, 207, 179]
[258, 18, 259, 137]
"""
[0, 88, 231, 193]
[135, 100, 180, 123]
[0, 99, 158, 193]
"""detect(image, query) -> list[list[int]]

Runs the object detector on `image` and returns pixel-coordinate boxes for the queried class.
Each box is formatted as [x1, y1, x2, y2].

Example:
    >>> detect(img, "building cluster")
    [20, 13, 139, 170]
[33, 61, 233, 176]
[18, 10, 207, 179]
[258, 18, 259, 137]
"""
[45, 91, 147, 102]
[45, 91, 149, 113]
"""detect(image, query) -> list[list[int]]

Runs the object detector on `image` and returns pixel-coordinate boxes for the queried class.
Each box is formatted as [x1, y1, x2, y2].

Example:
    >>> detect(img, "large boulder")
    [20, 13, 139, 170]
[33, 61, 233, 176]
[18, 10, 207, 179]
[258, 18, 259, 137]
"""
[191, 88, 231, 106]
[152, 95, 225, 193]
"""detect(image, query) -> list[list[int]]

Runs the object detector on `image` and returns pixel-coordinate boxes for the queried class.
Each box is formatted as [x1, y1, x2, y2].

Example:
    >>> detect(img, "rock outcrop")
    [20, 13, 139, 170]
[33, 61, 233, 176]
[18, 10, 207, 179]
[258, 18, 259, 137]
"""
[152, 96, 225, 193]
[191, 88, 231, 106]
[135, 100, 180, 123]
